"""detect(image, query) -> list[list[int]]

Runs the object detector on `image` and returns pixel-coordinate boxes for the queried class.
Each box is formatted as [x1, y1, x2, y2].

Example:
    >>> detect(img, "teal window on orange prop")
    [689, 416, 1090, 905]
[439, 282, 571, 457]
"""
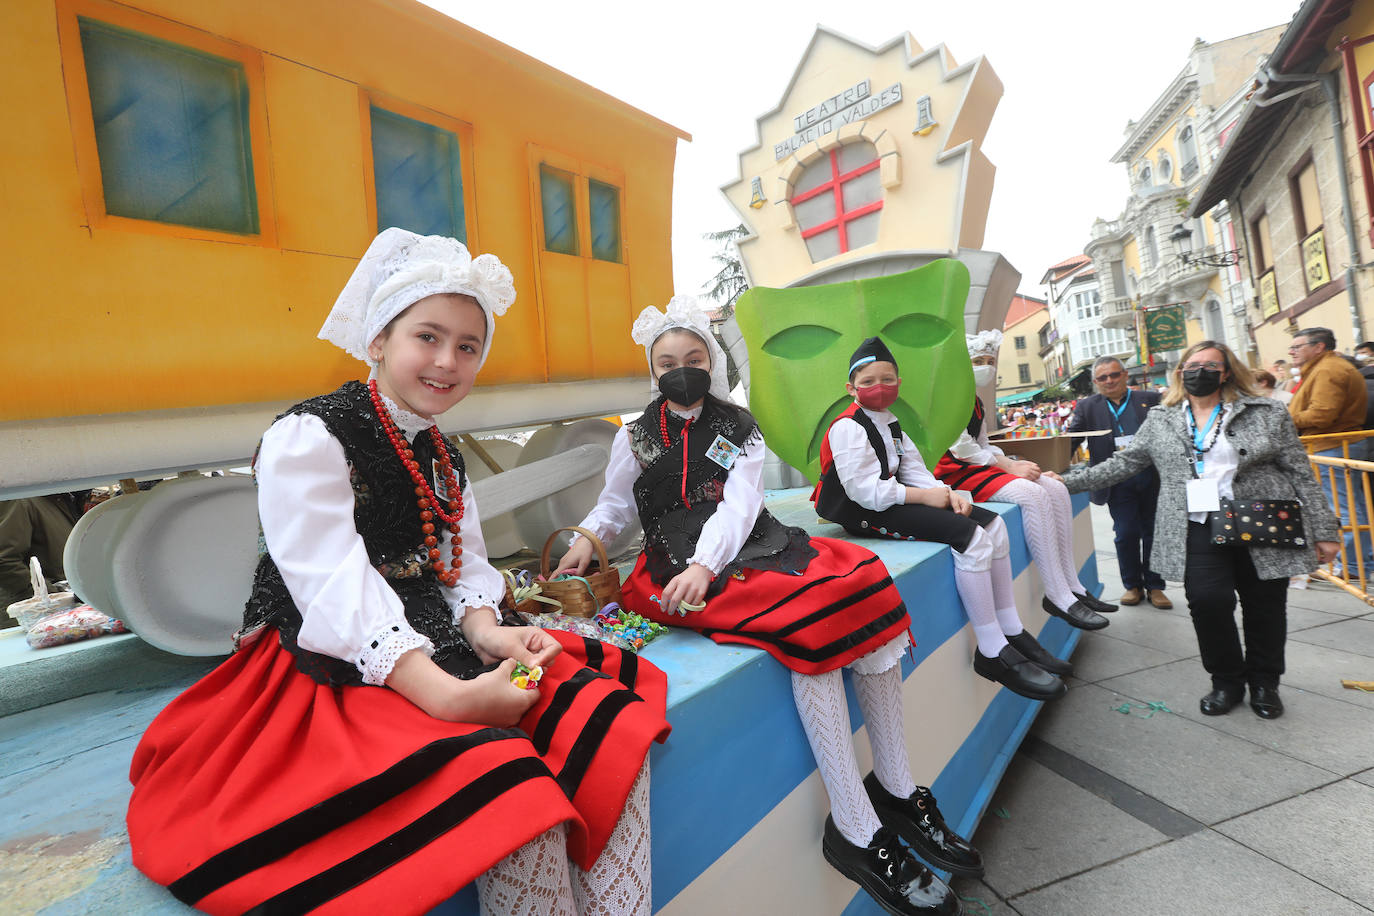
[371, 107, 466, 242]
[79, 17, 258, 234]
[588, 178, 622, 262]
[540, 164, 579, 255]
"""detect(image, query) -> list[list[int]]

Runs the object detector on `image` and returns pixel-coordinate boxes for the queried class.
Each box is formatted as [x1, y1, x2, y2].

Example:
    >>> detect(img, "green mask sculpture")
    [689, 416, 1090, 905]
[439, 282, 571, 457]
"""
[735, 259, 973, 481]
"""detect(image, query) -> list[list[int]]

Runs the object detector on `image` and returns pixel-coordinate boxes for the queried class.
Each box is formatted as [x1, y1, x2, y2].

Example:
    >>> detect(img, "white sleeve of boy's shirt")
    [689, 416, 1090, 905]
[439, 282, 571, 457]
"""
[256, 413, 433, 687]
[894, 432, 940, 489]
[688, 429, 766, 575]
[828, 418, 908, 511]
[572, 426, 641, 547]
[440, 480, 506, 622]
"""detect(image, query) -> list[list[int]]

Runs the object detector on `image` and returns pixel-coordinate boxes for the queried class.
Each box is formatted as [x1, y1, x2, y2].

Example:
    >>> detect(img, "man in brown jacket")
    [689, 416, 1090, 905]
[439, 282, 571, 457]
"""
[1289, 326, 1369, 571]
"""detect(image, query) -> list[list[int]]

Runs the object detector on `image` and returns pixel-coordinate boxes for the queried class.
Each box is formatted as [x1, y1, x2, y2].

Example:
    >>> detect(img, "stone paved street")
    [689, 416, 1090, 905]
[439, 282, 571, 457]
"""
[952, 504, 1374, 916]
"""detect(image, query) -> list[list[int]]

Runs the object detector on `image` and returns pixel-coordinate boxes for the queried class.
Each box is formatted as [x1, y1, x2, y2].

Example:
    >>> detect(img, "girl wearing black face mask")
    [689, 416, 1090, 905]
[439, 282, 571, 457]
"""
[1063, 341, 1339, 722]
[559, 298, 977, 914]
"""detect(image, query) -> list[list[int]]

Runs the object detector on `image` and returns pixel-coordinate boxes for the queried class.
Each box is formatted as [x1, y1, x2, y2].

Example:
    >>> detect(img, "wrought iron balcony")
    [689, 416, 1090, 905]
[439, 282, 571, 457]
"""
[1181, 157, 1199, 181]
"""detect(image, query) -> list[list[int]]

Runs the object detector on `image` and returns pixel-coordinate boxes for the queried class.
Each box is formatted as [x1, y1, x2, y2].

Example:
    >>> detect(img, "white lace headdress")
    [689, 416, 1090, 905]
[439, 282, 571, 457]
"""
[630, 295, 731, 401]
[319, 228, 516, 368]
[966, 328, 1003, 359]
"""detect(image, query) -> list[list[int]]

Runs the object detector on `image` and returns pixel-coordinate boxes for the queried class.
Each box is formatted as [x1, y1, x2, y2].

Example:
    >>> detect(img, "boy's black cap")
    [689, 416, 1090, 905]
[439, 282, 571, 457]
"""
[848, 336, 898, 379]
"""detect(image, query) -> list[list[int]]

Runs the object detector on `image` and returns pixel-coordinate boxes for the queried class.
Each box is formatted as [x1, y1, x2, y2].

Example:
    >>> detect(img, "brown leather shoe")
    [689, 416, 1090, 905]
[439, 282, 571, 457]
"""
[1148, 589, 1173, 609]
[1118, 588, 1143, 605]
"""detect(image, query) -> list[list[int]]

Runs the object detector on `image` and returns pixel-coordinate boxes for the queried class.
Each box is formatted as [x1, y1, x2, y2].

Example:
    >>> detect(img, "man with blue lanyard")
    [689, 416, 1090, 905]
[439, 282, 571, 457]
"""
[1066, 356, 1172, 608]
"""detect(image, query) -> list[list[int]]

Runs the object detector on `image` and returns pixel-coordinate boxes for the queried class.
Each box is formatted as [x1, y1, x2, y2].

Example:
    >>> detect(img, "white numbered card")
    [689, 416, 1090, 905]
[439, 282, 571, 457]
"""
[1186, 477, 1221, 513]
[432, 458, 449, 501]
[705, 434, 742, 470]
[1114, 435, 1134, 450]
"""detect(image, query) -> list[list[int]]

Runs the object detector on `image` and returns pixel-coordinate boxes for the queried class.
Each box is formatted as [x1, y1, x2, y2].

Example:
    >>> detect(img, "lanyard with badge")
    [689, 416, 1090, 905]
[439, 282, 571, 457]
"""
[1107, 390, 1133, 449]
[1184, 402, 1225, 513]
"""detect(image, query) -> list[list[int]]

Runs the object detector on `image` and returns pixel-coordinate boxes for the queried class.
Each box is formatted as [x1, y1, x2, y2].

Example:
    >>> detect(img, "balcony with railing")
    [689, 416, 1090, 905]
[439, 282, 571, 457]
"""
[1181, 157, 1199, 181]
[1100, 296, 1135, 330]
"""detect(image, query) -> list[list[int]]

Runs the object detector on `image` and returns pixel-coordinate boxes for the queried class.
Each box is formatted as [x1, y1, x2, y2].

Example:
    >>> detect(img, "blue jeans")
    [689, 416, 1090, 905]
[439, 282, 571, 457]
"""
[1106, 472, 1167, 591]
[1315, 444, 1373, 570]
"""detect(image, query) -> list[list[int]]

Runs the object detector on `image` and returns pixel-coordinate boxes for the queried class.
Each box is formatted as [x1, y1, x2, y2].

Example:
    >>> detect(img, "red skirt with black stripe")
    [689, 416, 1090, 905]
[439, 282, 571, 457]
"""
[126, 630, 669, 915]
[621, 536, 910, 675]
[933, 453, 1017, 501]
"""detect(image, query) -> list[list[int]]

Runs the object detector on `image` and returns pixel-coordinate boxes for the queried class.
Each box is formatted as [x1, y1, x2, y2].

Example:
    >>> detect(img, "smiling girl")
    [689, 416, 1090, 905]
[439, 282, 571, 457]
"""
[126, 229, 669, 916]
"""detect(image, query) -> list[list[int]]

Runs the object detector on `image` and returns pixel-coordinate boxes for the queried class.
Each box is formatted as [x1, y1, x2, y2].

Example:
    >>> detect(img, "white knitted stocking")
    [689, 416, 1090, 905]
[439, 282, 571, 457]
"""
[997, 478, 1078, 609]
[791, 669, 884, 846]
[990, 552, 1024, 637]
[476, 823, 577, 916]
[852, 663, 917, 798]
[1041, 475, 1091, 594]
[954, 566, 1008, 656]
[571, 759, 652, 916]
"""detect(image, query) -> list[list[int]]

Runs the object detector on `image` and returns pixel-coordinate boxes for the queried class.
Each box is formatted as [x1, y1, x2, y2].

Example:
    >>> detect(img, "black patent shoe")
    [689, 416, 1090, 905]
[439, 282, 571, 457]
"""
[1199, 685, 1245, 716]
[864, 774, 985, 878]
[1042, 596, 1109, 631]
[821, 817, 961, 915]
[1006, 630, 1074, 677]
[1250, 685, 1284, 719]
[973, 644, 1067, 701]
[1072, 590, 1118, 614]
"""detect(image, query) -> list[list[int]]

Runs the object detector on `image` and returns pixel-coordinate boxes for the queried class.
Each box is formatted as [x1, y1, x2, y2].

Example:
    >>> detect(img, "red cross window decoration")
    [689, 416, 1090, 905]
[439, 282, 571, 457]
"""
[789, 142, 884, 262]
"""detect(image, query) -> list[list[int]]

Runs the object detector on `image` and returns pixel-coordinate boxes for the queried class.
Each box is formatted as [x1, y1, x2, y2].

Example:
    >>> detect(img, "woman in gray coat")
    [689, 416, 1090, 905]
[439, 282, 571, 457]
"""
[1063, 341, 1338, 720]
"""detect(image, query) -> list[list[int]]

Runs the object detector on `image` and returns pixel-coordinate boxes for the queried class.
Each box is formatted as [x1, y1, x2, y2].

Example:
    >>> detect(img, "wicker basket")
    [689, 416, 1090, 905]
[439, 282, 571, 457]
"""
[537, 526, 623, 618]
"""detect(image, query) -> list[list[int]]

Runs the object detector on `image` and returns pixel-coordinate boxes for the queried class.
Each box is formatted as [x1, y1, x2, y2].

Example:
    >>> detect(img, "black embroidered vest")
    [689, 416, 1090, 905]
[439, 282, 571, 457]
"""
[240, 381, 477, 686]
[626, 395, 814, 596]
[966, 397, 986, 439]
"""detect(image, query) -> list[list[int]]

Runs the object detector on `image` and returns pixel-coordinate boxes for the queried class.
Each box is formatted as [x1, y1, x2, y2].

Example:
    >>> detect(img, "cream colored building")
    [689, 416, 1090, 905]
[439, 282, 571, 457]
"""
[996, 295, 1051, 401]
[1086, 28, 1284, 371]
[721, 27, 1016, 335]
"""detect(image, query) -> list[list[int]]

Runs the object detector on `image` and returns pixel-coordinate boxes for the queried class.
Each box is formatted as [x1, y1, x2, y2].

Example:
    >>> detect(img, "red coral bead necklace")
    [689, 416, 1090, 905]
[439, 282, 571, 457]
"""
[368, 379, 464, 587]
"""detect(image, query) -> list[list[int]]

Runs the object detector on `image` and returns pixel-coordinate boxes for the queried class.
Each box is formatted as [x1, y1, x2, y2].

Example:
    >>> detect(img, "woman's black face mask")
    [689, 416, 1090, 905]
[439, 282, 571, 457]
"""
[1182, 366, 1223, 396]
[657, 366, 711, 405]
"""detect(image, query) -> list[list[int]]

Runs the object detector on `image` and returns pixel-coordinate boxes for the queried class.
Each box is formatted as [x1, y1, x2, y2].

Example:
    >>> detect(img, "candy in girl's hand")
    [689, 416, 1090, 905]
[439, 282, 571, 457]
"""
[510, 662, 543, 689]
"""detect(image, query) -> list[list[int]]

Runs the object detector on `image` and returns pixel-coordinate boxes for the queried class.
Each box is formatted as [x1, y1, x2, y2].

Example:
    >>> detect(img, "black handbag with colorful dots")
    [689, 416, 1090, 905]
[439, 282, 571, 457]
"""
[1206, 499, 1306, 548]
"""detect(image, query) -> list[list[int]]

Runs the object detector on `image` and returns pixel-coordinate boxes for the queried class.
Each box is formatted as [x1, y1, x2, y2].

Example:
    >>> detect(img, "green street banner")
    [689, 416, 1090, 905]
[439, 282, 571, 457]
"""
[1144, 305, 1186, 352]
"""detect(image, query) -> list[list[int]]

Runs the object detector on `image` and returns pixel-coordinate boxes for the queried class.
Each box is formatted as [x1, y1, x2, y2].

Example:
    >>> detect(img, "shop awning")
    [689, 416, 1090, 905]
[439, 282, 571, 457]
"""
[995, 387, 1044, 406]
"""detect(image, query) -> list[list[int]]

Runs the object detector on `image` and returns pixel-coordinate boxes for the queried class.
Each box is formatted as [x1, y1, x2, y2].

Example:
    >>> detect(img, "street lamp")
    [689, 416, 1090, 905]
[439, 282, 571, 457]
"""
[1170, 223, 1194, 260]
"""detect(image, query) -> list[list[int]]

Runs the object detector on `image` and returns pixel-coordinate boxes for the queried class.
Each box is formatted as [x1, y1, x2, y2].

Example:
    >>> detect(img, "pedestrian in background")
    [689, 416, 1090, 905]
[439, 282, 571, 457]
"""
[1288, 327, 1370, 574]
[1253, 369, 1293, 406]
[1065, 356, 1172, 609]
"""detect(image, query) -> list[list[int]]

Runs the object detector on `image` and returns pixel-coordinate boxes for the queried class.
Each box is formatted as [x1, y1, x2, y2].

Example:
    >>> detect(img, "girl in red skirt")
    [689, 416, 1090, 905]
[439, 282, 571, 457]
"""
[559, 297, 976, 916]
[126, 229, 670, 916]
[934, 330, 1114, 628]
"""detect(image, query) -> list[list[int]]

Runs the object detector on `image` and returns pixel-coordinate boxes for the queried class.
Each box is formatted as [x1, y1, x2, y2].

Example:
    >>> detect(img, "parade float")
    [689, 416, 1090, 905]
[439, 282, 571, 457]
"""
[0, 5, 1103, 914]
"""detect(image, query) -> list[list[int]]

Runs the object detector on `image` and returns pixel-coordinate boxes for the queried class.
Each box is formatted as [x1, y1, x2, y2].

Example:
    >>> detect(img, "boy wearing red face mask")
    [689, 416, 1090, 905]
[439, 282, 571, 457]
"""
[814, 337, 1068, 700]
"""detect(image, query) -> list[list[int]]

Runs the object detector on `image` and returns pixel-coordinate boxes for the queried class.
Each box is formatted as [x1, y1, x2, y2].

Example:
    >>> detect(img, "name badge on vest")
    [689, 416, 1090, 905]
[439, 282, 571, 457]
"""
[1114, 435, 1134, 450]
[705, 434, 742, 470]
[432, 458, 449, 502]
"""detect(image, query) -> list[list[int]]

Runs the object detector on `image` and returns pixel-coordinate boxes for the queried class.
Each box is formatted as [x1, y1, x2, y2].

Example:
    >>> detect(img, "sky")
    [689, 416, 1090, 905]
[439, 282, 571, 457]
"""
[429, 0, 1304, 302]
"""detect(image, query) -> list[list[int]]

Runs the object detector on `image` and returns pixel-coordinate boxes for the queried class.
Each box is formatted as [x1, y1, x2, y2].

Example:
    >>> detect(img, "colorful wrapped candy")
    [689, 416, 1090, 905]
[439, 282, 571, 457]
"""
[510, 662, 544, 690]
[594, 603, 671, 650]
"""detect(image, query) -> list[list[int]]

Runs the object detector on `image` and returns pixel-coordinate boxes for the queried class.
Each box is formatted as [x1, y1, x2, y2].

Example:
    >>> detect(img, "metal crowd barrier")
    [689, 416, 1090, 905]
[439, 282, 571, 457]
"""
[1300, 431, 1374, 607]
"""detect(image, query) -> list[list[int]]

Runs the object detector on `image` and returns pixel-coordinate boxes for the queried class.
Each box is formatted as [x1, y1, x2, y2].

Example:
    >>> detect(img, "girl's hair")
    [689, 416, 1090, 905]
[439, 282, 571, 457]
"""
[1253, 369, 1277, 389]
[1160, 340, 1259, 406]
